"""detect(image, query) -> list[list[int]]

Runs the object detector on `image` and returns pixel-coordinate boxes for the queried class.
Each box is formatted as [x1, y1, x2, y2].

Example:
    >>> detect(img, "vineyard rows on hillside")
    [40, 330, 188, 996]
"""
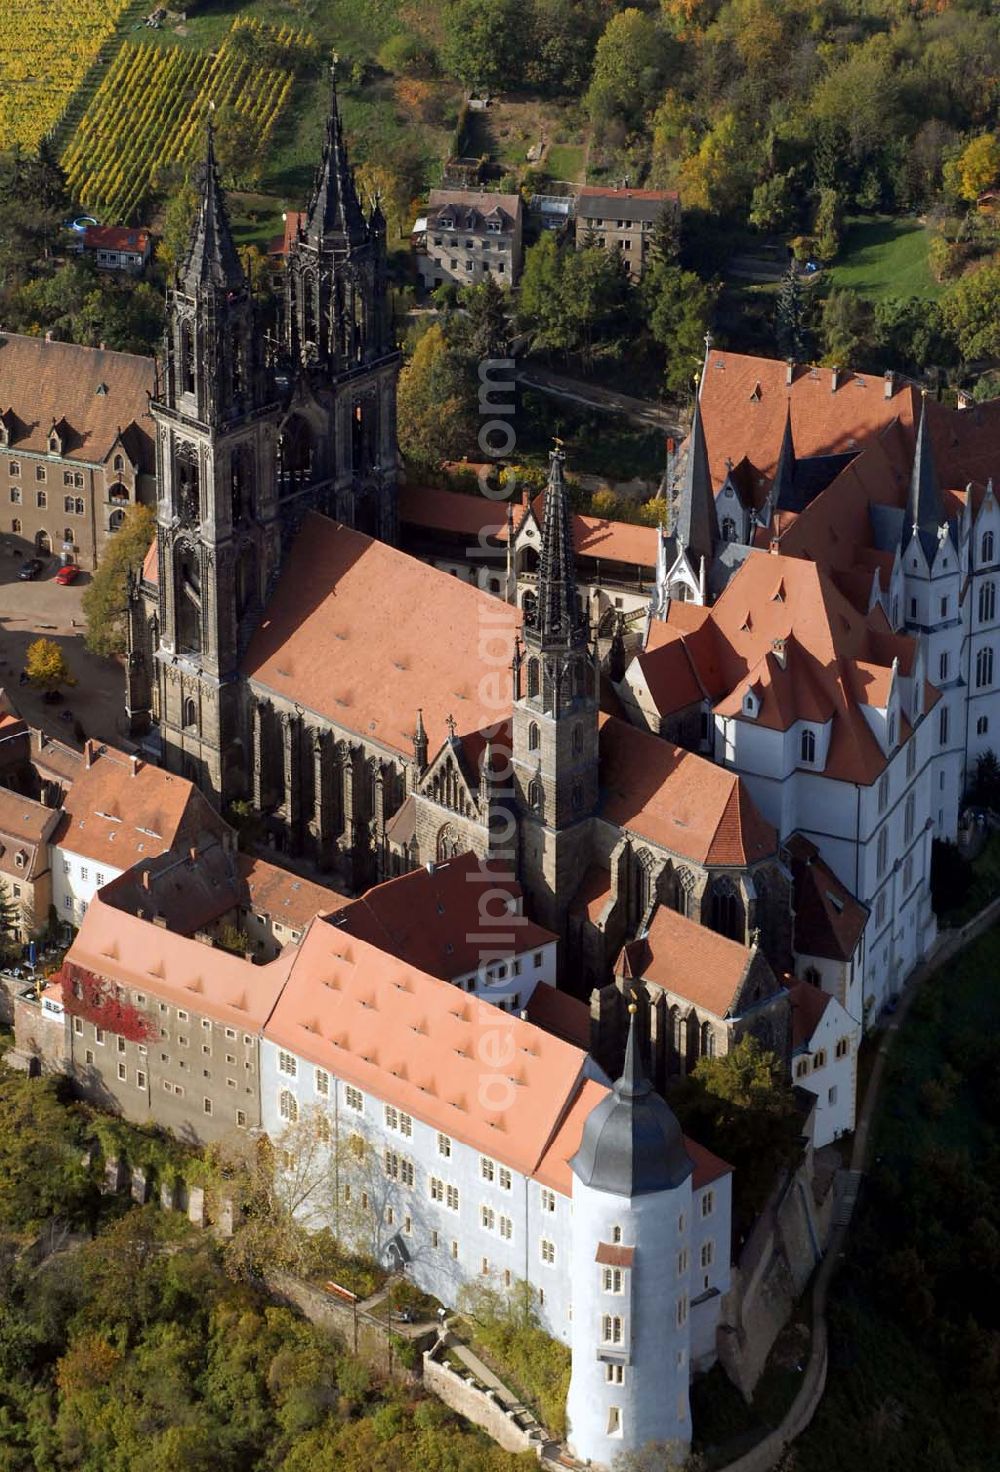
[0, 0, 135, 150]
[62, 18, 317, 221]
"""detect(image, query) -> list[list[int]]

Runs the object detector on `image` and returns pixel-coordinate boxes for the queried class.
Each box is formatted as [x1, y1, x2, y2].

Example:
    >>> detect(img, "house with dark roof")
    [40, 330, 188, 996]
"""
[416, 188, 523, 288]
[574, 185, 678, 280]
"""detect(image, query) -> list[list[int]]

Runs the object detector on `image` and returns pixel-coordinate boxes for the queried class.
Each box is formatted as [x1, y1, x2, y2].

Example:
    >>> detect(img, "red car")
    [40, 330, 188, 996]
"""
[55, 564, 79, 585]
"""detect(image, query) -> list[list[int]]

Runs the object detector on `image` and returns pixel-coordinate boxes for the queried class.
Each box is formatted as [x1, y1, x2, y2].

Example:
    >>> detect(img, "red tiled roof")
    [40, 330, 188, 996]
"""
[266, 918, 588, 1180]
[524, 984, 590, 1049]
[237, 854, 350, 930]
[62, 891, 296, 1031]
[569, 864, 613, 924]
[788, 980, 833, 1050]
[83, 225, 151, 254]
[599, 715, 776, 867]
[686, 1136, 734, 1191]
[618, 904, 756, 1019]
[243, 513, 520, 759]
[578, 186, 679, 203]
[54, 743, 228, 869]
[142, 536, 158, 586]
[330, 851, 554, 981]
[787, 833, 868, 962]
[503, 494, 658, 569]
[595, 1242, 635, 1267]
[0, 787, 60, 882]
[400, 484, 510, 541]
[698, 350, 920, 491]
[0, 332, 154, 466]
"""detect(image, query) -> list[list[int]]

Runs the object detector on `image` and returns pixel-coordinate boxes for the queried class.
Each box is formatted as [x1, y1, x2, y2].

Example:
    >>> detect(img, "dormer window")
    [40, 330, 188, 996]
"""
[48, 433, 60, 454]
[742, 688, 758, 718]
[14, 851, 25, 868]
[801, 728, 816, 764]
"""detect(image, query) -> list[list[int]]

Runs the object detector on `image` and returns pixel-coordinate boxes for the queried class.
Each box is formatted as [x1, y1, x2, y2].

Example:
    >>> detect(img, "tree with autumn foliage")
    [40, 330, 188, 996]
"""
[25, 636, 74, 693]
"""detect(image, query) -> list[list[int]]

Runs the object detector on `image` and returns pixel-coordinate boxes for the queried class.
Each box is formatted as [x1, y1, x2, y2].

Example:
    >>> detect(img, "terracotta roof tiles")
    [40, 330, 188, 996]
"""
[617, 904, 756, 1018]
[243, 513, 520, 759]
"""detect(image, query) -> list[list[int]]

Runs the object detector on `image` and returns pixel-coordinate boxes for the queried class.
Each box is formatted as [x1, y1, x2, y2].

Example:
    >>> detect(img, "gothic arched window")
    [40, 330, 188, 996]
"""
[572, 723, 584, 756]
[528, 721, 540, 751]
[710, 876, 743, 941]
[436, 823, 460, 861]
[528, 779, 543, 814]
[979, 580, 996, 624]
[109, 509, 125, 532]
[982, 531, 995, 565]
[527, 659, 540, 699]
[977, 646, 994, 689]
[182, 697, 197, 731]
[800, 728, 816, 764]
[722, 516, 738, 542]
[180, 321, 195, 396]
[522, 590, 537, 628]
[701, 1022, 715, 1058]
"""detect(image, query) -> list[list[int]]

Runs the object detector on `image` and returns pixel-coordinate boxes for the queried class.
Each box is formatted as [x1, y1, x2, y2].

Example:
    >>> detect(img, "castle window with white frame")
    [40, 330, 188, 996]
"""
[677, 1247, 689, 1276]
[876, 827, 888, 877]
[676, 1295, 688, 1327]
[606, 1406, 623, 1437]
[437, 1132, 452, 1158]
[277, 1051, 297, 1078]
[878, 773, 889, 813]
[481, 1205, 495, 1231]
[836, 1037, 850, 1059]
[446, 1184, 460, 1211]
[906, 739, 916, 779]
[602, 1267, 623, 1293]
[344, 1084, 364, 1112]
[976, 646, 994, 690]
[315, 1068, 329, 1096]
[278, 1089, 297, 1123]
[480, 1155, 495, 1183]
[701, 1191, 714, 1218]
[611, 1223, 623, 1243]
[540, 1187, 556, 1213]
[499, 1215, 513, 1240]
[978, 715, 989, 736]
[605, 1363, 624, 1385]
[875, 892, 887, 928]
[540, 1238, 555, 1265]
[982, 531, 995, 565]
[980, 581, 996, 623]
[701, 1240, 714, 1269]
[904, 792, 916, 843]
[602, 1314, 623, 1345]
[429, 1176, 444, 1203]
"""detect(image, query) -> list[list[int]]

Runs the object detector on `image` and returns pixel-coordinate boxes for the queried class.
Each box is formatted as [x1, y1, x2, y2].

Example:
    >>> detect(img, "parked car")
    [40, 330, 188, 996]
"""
[18, 558, 42, 580]
[55, 563, 80, 585]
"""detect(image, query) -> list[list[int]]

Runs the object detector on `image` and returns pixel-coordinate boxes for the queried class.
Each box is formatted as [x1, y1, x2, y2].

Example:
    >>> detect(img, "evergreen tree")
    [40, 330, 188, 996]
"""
[457, 275, 511, 363]
[775, 265, 805, 360]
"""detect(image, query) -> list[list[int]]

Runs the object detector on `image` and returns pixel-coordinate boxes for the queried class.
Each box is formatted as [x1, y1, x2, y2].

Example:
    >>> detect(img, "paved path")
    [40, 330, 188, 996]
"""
[515, 363, 683, 434]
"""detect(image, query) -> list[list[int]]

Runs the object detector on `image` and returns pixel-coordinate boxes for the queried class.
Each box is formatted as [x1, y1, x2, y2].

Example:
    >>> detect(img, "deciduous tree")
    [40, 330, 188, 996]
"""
[81, 503, 155, 658]
[25, 638, 73, 693]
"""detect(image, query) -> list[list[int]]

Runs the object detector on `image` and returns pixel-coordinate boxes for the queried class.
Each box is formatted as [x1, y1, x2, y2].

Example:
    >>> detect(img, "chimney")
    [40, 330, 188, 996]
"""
[84, 739, 95, 768]
[425, 860, 436, 875]
[830, 366, 840, 393]
[141, 869, 151, 891]
[884, 369, 896, 400]
[44, 331, 52, 343]
[785, 359, 794, 386]
[188, 844, 198, 864]
[770, 537, 781, 554]
[957, 389, 971, 411]
[129, 753, 141, 776]
[136, 907, 145, 921]
[521, 489, 529, 509]
[771, 637, 787, 668]
[152, 914, 168, 928]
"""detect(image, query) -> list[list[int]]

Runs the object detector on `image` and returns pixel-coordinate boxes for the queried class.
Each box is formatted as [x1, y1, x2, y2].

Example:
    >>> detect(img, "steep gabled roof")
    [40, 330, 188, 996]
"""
[243, 512, 520, 758]
[599, 714, 777, 866]
[617, 903, 760, 1019]
[673, 391, 719, 567]
[787, 833, 868, 962]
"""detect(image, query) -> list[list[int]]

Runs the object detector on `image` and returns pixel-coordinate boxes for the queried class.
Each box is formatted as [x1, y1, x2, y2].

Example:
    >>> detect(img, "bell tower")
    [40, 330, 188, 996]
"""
[151, 121, 281, 802]
[512, 449, 599, 932]
[282, 66, 400, 542]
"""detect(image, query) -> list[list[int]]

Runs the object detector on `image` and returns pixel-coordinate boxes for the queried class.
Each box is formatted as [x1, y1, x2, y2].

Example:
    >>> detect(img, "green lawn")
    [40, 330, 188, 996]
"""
[829, 215, 941, 301]
[544, 144, 585, 183]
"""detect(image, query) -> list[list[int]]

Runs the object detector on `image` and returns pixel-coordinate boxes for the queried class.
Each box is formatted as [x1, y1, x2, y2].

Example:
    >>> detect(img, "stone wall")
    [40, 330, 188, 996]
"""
[422, 1344, 543, 1457]
[716, 1143, 833, 1401]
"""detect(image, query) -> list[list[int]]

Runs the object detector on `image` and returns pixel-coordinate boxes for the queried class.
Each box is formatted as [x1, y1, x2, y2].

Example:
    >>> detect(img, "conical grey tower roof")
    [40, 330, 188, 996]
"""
[535, 448, 585, 646]
[674, 392, 718, 567]
[179, 121, 245, 295]
[303, 64, 368, 248]
[570, 1006, 693, 1197]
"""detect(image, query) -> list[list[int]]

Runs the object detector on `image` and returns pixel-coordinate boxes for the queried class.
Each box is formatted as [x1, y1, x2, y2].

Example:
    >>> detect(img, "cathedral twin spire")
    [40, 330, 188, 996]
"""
[179, 119, 245, 298]
[302, 63, 370, 251]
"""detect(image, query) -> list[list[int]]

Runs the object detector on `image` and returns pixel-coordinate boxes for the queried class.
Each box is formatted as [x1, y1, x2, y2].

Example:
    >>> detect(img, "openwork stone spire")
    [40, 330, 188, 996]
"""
[534, 447, 586, 648]
[179, 118, 245, 296]
[674, 390, 718, 566]
[303, 62, 368, 248]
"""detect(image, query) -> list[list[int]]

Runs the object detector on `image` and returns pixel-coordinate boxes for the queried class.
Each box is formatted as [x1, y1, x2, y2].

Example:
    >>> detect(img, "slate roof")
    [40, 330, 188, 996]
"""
[577, 185, 678, 224]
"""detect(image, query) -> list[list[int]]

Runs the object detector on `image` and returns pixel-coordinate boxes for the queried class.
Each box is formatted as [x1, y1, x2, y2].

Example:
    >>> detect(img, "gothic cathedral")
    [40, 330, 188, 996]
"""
[128, 76, 401, 801]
